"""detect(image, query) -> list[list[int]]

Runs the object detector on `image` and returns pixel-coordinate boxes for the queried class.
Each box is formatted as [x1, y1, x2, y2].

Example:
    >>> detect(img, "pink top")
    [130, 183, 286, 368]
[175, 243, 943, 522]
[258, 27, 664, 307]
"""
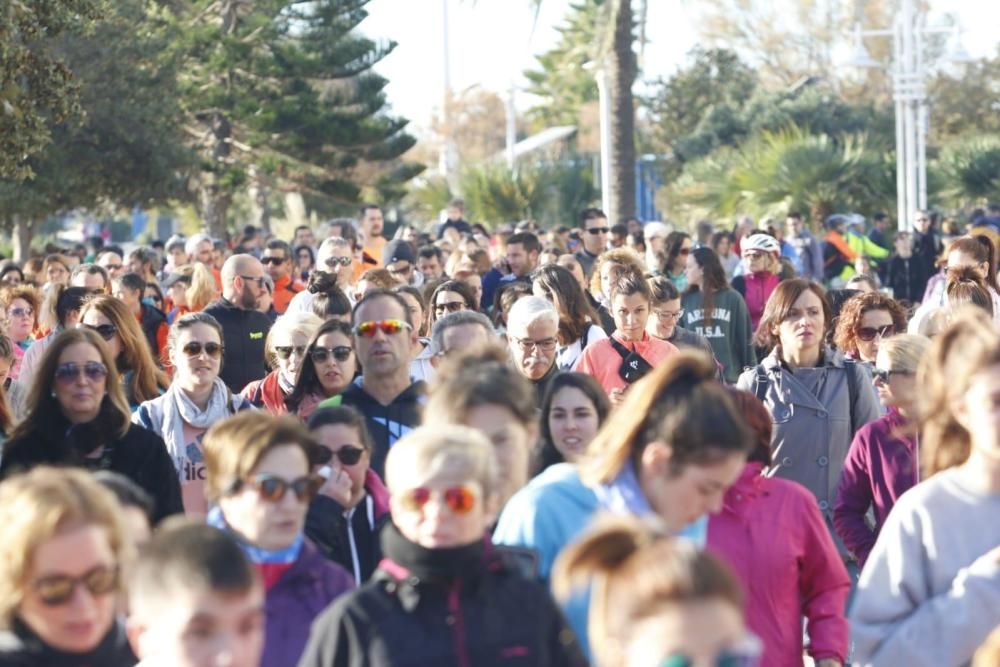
[576, 331, 678, 395]
[707, 463, 851, 666]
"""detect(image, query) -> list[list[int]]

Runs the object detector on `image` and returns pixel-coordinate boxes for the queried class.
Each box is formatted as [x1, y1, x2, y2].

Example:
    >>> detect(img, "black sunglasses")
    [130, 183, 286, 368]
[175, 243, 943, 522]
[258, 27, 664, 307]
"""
[261, 256, 287, 265]
[314, 445, 365, 466]
[323, 256, 353, 267]
[83, 323, 117, 341]
[872, 368, 914, 384]
[32, 565, 119, 606]
[310, 346, 353, 363]
[587, 227, 610, 235]
[240, 275, 266, 287]
[857, 325, 895, 342]
[182, 341, 224, 358]
[274, 345, 307, 360]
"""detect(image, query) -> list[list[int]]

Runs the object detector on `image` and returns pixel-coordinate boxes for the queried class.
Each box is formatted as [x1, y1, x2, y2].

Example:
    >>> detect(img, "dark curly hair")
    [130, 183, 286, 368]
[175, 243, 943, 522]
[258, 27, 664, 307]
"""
[832, 291, 908, 357]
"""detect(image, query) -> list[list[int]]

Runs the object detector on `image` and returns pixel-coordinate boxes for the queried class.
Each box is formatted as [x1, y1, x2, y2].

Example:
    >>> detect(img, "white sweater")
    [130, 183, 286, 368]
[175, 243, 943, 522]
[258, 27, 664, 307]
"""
[850, 466, 1000, 666]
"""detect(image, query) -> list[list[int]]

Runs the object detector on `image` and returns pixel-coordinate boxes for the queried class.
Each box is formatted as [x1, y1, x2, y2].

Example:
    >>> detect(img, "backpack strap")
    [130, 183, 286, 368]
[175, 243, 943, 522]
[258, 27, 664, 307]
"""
[752, 365, 769, 403]
[843, 358, 859, 429]
[608, 337, 632, 361]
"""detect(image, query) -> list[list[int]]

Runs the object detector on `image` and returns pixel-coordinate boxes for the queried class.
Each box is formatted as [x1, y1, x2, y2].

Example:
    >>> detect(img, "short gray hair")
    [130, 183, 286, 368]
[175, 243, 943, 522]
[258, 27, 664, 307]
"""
[506, 295, 558, 334]
[430, 311, 495, 355]
[185, 232, 212, 257]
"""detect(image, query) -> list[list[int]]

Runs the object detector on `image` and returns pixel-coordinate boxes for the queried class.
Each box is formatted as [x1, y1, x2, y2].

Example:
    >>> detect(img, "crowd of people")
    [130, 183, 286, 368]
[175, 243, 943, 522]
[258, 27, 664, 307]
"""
[0, 198, 998, 666]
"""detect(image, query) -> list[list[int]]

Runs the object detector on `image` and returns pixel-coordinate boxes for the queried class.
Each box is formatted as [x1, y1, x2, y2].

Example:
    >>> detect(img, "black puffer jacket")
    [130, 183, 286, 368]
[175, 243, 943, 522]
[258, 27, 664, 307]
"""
[0, 619, 135, 667]
[297, 524, 586, 667]
[0, 406, 183, 522]
[203, 297, 272, 392]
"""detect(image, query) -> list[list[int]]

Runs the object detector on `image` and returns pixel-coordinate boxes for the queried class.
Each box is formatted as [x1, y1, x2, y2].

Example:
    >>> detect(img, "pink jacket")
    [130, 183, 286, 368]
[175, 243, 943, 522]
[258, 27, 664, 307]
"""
[576, 331, 678, 395]
[707, 463, 850, 666]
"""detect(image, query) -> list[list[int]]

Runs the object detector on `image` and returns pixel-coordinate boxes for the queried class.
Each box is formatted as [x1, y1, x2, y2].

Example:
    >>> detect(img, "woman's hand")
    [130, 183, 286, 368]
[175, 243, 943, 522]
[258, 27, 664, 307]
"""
[319, 466, 354, 507]
[609, 387, 627, 406]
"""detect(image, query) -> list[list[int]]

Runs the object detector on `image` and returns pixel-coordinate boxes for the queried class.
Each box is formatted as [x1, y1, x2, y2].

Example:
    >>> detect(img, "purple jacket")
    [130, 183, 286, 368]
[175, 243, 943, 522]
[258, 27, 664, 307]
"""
[833, 408, 918, 567]
[262, 540, 354, 667]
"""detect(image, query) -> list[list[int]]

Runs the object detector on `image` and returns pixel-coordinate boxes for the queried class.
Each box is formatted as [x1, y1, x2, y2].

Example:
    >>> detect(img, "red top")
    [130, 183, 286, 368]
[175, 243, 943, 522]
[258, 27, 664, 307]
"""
[576, 331, 677, 395]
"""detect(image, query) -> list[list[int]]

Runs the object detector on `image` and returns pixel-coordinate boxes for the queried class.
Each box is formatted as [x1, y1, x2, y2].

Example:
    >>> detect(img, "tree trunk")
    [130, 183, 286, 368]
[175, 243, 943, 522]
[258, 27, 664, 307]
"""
[198, 111, 233, 239]
[12, 217, 35, 262]
[249, 166, 271, 233]
[607, 0, 637, 223]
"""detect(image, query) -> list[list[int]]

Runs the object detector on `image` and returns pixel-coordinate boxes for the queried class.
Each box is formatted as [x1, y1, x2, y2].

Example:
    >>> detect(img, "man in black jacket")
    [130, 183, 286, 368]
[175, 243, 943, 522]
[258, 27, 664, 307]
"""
[203, 254, 272, 392]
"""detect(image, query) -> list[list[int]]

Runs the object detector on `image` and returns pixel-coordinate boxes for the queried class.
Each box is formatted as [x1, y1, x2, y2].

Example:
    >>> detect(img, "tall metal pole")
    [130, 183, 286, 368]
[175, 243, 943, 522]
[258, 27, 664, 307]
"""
[505, 84, 516, 171]
[595, 66, 612, 216]
[893, 19, 907, 233]
[440, 0, 457, 189]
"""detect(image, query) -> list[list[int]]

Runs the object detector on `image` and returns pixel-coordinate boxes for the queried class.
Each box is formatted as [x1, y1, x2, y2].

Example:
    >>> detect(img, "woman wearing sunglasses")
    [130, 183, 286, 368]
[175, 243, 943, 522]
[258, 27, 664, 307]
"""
[0, 329, 183, 521]
[0, 467, 135, 665]
[79, 295, 169, 410]
[16, 285, 90, 390]
[738, 280, 880, 563]
[203, 411, 353, 667]
[298, 425, 587, 667]
[834, 333, 930, 569]
[554, 516, 760, 667]
[133, 312, 253, 516]
[0, 285, 39, 381]
[425, 279, 478, 333]
[241, 311, 324, 415]
[285, 320, 358, 421]
[305, 406, 390, 584]
[833, 291, 907, 364]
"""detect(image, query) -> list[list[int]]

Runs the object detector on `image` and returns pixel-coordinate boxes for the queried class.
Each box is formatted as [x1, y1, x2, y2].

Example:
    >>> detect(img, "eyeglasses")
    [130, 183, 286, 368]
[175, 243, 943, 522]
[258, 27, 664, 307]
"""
[32, 565, 119, 606]
[354, 319, 412, 337]
[54, 361, 108, 385]
[872, 367, 914, 384]
[273, 345, 307, 360]
[181, 341, 224, 358]
[654, 309, 684, 321]
[398, 486, 477, 514]
[239, 473, 322, 503]
[511, 335, 558, 352]
[83, 323, 117, 341]
[240, 275, 266, 287]
[261, 256, 287, 265]
[314, 445, 365, 466]
[9, 307, 32, 318]
[435, 301, 466, 314]
[857, 325, 895, 342]
[586, 227, 610, 235]
[323, 256, 353, 268]
[310, 346, 353, 363]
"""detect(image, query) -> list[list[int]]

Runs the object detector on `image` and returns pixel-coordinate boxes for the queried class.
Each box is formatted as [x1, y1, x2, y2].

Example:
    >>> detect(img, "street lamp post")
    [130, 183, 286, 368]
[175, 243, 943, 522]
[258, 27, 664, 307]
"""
[848, 0, 969, 232]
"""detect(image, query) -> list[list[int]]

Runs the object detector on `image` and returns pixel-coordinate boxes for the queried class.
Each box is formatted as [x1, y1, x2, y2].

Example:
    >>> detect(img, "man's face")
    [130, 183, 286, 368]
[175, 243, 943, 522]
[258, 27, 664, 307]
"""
[128, 256, 147, 276]
[317, 244, 354, 287]
[113, 284, 142, 310]
[169, 248, 187, 268]
[446, 206, 463, 222]
[507, 318, 558, 381]
[914, 213, 931, 233]
[505, 243, 537, 278]
[417, 255, 443, 281]
[610, 232, 627, 248]
[261, 248, 289, 280]
[235, 260, 266, 310]
[192, 241, 213, 266]
[362, 208, 384, 238]
[582, 216, 610, 254]
[386, 259, 415, 285]
[129, 586, 265, 667]
[353, 297, 416, 378]
[295, 227, 316, 248]
[786, 216, 803, 236]
[97, 253, 124, 279]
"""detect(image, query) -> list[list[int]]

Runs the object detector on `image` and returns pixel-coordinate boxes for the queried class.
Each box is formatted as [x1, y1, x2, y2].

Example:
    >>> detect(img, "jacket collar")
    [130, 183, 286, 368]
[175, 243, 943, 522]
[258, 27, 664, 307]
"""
[763, 345, 846, 372]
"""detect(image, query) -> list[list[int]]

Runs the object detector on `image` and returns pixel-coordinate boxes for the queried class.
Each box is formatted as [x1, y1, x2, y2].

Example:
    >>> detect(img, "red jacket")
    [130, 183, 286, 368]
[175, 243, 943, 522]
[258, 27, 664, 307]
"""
[707, 463, 850, 666]
[241, 370, 289, 416]
[272, 274, 303, 314]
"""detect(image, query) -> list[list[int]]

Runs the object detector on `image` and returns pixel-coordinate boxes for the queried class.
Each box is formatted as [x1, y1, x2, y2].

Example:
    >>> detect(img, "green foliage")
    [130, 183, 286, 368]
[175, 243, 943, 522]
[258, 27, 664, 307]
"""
[459, 160, 597, 227]
[0, 0, 193, 228]
[928, 51, 1000, 143]
[0, 0, 103, 180]
[175, 0, 422, 232]
[665, 125, 894, 223]
[523, 0, 603, 129]
[936, 136, 1000, 207]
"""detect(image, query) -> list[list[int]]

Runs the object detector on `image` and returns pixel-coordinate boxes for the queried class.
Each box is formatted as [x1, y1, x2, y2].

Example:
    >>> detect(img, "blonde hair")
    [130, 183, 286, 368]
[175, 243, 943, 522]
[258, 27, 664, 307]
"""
[264, 311, 324, 369]
[80, 294, 169, 404]
[385, 425, 500, 500]
[589, 248, 646, 297]
[0, 467, 131, 628]
[202, 412, 318, 502]
[918, 308, 1000, 476]
[552, 515, 742, 667]
[176, 263, 216, 312]
[974, 625, 1000, 667]
[878, 333, 930, 373]
[580, 351, 753, 486]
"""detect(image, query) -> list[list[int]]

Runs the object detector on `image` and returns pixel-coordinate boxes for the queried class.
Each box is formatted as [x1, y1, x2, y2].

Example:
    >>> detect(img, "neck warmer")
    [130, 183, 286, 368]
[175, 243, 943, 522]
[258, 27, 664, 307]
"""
[161, 377, 236, 473]
[206, 505, 303, 565]
[380, 522, 484, 582]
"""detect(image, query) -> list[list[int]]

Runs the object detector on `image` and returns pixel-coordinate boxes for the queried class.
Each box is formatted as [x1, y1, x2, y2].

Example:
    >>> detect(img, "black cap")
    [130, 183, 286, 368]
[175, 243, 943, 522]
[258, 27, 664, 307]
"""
[383, 239, 415, 265]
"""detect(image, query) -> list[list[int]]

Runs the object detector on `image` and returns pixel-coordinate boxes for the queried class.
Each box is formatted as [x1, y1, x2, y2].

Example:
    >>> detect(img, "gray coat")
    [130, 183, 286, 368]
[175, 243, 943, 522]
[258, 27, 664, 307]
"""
[737, 347, 880, 556]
